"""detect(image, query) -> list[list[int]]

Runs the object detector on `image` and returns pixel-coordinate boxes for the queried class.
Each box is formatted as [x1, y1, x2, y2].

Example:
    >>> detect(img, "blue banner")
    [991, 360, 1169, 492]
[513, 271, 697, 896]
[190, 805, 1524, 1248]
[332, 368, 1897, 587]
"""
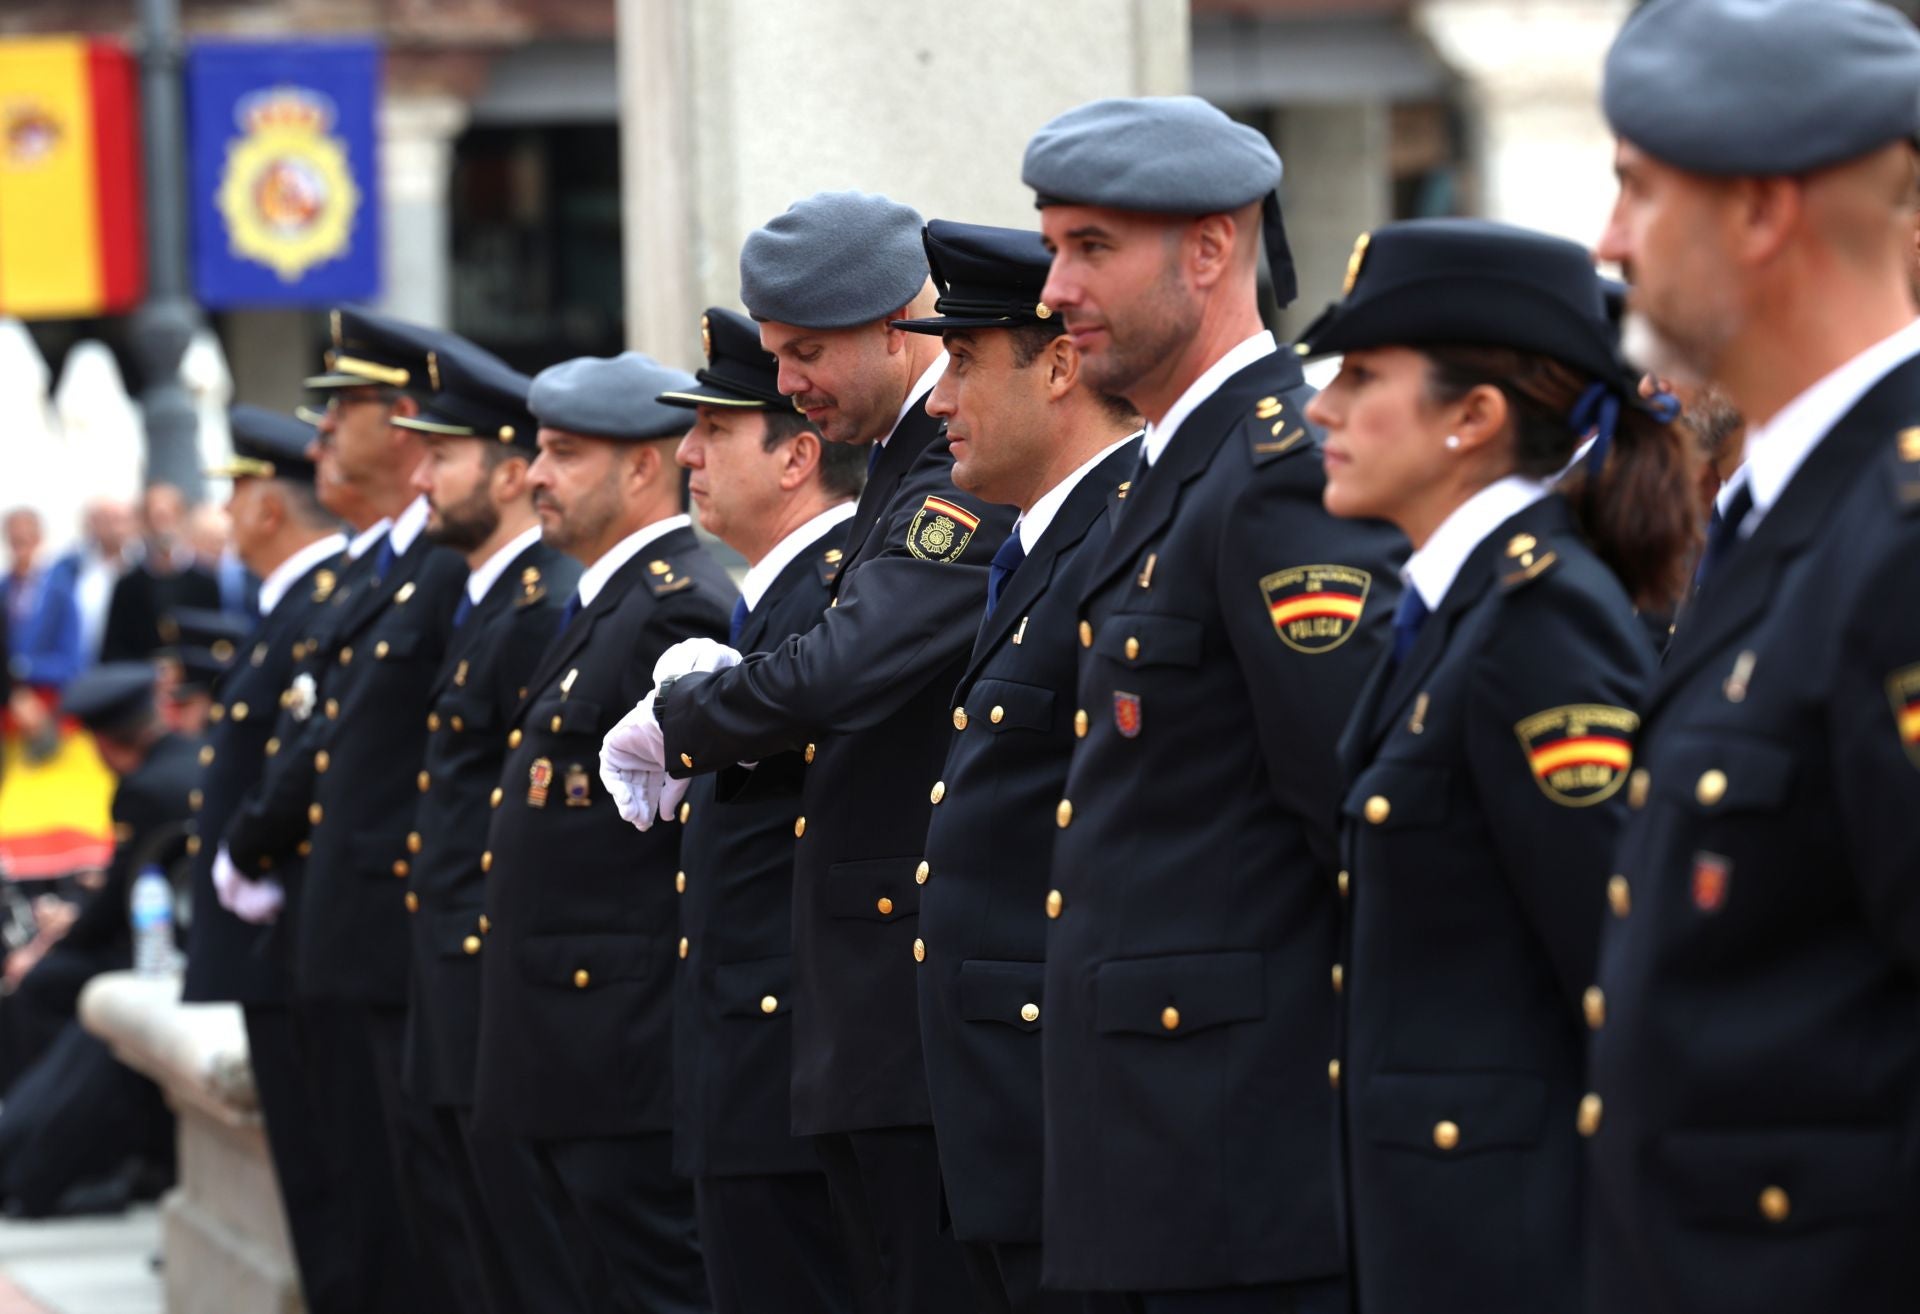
[186, 38, 381, 308]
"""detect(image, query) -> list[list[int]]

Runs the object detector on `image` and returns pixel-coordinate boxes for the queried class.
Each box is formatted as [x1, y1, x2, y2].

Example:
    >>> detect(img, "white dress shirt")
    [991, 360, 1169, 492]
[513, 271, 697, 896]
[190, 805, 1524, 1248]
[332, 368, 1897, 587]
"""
[1402, 475, 1552, 612]
[739, 503, 857, 613]
[388, 495, 431, 556]
[576, 515, 693, 608]
[257, 533, 347, 617]
[1141, 331, 1277, 467]
[348, 518, 392, 560]
[464, 524, 544, 607]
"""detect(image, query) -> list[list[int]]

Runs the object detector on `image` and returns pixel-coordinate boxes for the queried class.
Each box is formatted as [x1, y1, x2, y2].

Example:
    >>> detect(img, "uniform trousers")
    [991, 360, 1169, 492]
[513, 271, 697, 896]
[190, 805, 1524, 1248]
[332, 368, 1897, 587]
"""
[812, 1126, 976, 1314]
[960, 1241, 1127, 1314]
[529, 1132, 710, 1314]
[694, 1171, 853, 1314]
[0, 1022, 168, 1215]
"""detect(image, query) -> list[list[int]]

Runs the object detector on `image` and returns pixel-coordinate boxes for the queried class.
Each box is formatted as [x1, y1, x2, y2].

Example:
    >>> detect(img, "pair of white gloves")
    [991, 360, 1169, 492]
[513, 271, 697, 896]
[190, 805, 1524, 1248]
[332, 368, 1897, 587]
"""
[599, 637, 744, 832]
[211, 844, 285, 925]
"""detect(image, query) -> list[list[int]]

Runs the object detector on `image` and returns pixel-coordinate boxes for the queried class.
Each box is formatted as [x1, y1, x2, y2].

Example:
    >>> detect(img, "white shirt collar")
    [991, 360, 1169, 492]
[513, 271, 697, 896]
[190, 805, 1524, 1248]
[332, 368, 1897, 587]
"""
[739, 502, 857, 613]
[1729, 317, 1920, 534]
[388, 495, 431, 557]
[575, 514, 692, 607]
[1403, 474, 1552, 611]
[347, 518, 392, 560]
[1017, 432, 1142, 554]
[258, 533, 348, 617]
[1141, 331, 1277, 467]
[875, 353, 948, 452]
[465, 524, 544, 606]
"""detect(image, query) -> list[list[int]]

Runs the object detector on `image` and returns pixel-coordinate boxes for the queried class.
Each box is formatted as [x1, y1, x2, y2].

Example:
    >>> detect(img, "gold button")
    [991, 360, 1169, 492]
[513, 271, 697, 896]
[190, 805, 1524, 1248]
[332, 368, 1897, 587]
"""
[1056, 798, 1073, 828]
[407, 832, 422, 854]
[1161, 1006, 1181, 1032]
[509, 729, 523, 749]
[678, 936, 689, 959]
[1073, 709, 1088, 738]
[490, 787, 503, 808]
[325, 698, 338, 719]
[1331, 963, 1344, 993]
[1628, 768, 1650, 809]
[750, 994, 776, 1015]
[1078, 620, 1092, 648]
[913, 938, 926, 962]
[1338, 869, 1350, 897]
[1020, 1002, 1040, 1023]
[804, 743, 816, 763]
[481, 851, 493, 872]
[953, 707, 969, 730]
[794, 816, 807, 838]
[1577, 1093, 1603, 1137]
[478, 915, 490, 933]
[308, 803, 324, 825]
[1125, 636, 1140, 660]
[1759, 1185, 1791, 1223]
[574, 968, 591, 989]
[186, 835, 201, 856]
[1608, 875, 1630, 918]
[339, 646, 353, 665]
[876, 896, 894, 915]
[680, 752, 693, 769]
[266, 737, 281, 757]
[392, 860, 409, 877]
[198, 745, 215, 767]
[463, 935, 481, 955]
[452, 716, 464, 733]
[551, 714, 563, 733]
[679, 801, 691, 824]
[1327, 1058, 1340, 1088]
[209, 704, 225, 723]
[418, 770, 430, 793]
[189, 789, 203, 811]
[374, 640, 389, 659]
[1046, 889, 1063, 919]
[990, 706, 1005, 725]
[1433, 1120, 1461, 1152]
[1583, 986, 1606, 1030]
[675, 870, 687, 893]
[314, 751, 329, 774]
[405, 891, 419, 912]
[1364, 795, 1390, 825]
[930, 780, 946, 804]
[915, 861, 929, 885]
[231, 702, 248, 721]
[1695, 769, 1727, 807]
[427, 713, 441, 731]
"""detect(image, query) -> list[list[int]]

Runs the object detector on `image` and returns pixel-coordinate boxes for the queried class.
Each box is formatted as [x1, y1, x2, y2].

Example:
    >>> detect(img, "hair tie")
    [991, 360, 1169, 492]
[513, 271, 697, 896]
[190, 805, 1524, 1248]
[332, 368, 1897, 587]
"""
[1643, 387, 1681, 425]
[1570, 381, 1621, 480]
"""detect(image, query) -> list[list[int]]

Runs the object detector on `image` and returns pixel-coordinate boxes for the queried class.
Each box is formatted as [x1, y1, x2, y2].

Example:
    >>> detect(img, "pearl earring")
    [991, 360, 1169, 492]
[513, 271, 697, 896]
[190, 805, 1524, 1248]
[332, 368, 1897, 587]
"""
[1445, 435, 1462, 450]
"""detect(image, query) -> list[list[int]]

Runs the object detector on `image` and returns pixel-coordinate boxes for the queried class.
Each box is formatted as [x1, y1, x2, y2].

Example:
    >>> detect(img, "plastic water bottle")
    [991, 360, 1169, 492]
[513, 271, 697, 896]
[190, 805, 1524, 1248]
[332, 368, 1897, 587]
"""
[130, 866, 177, 975]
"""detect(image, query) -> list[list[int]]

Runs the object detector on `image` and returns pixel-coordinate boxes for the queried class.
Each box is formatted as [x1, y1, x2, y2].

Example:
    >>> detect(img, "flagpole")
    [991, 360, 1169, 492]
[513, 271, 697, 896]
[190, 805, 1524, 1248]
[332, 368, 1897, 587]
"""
[130, 0, 204, 500]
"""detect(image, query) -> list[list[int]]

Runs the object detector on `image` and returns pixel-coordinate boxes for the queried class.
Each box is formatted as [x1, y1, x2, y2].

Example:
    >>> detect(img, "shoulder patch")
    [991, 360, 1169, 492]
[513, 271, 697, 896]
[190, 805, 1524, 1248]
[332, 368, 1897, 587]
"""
[645, 559, 696, 596]
[1514, 704, 1638, 806]
[905, 495, 979, 564]
[1887, 663, 1920, 769]
[1895, 427, 1920, 512]
[1259, 563, 1372, 653]
[311, 569, 337, 602]
[1498, 532, 1559, 591]
[1248, 394, 1311, 463]
[516, 565, 546, 607]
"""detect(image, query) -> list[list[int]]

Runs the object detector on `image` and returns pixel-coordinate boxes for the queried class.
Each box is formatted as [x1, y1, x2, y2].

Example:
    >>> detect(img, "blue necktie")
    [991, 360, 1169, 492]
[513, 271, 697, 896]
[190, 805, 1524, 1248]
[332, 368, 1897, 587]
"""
[451, 593, 474, 628]
[373, 536, 396, 583]
[1390, 588, 1430, 667]
[1693, 481, 1754, 591]
[728, 596, 749, 647]
[557, 592, 581, 635]
[867, 443, 885, 478]
[985, 532, 1026, 618]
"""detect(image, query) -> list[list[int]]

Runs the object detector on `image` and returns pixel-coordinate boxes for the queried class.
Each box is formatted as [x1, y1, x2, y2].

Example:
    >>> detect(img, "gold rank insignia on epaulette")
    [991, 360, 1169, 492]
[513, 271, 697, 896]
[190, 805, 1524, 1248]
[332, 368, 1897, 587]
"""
[517, 566, 546, 606]
[312, 570, 337, 602]
[818, 546, 844, 586]
[1114, 480, 1131, 502]
[1251, 396, 1308, 458]
[1500, 532, 1558, 589]
[1894, 427, 1920, 510]
[646, 559, 694, 595]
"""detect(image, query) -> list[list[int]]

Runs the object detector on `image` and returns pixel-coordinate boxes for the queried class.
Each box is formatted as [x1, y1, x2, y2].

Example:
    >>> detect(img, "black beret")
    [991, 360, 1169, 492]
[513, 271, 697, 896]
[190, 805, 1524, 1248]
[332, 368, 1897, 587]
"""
[891, 220, 1057, 335]
[391, 339, 537, 450]
[210, 404, 318, 484]
[657, 307, 791, 411]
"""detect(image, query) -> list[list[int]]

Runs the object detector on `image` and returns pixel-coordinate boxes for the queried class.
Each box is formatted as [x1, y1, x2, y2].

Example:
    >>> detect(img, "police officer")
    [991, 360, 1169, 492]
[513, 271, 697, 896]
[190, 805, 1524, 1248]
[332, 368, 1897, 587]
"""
[473, 352, 733, 1314]
[659, 306, 863, 1314]
[1588, 3, 1920, 1309]
[1023, 97, 1405, 1310]
[181, 405, 349, 1310]
[604, 193, 1013, 1314]
[393, 343, 584, 1314]
[891, 220, 1140, 1314]
[1296, 219, 1694, 1312]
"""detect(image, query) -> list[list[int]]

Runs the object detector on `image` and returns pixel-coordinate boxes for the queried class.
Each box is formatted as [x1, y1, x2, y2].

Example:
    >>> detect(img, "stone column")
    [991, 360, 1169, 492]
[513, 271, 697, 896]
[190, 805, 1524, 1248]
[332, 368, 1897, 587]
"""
[1275, 103, 1393, 338]
[376, 96, 469, 329]
[616, 0, 1191, 364]
[1417, 0, 1633, 248]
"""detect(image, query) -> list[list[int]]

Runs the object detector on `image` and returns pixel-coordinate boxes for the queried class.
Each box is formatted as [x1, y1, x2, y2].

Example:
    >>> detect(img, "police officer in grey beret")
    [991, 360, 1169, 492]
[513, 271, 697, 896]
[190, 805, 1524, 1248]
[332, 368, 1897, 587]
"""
[1024, 95, 1405, 1312]
[1590, 3, 1920, 1311]
[472, 352, 736, 1314]
[605, 192, 1013, 1312]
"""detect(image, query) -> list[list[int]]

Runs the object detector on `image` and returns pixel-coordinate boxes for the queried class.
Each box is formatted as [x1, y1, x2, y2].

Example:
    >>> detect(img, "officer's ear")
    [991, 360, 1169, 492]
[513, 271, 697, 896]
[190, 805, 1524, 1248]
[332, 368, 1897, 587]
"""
[777, 425, 821, 492]
[1450, 383, 1510, 460]
[1044, 332, 1080, 403]
[1184, 211, 1239, 292]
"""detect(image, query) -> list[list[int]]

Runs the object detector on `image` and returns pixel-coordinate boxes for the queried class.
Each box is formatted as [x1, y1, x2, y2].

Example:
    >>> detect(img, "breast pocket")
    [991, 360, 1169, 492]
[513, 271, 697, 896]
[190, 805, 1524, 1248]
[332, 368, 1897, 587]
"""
[1093, 951, 1264, 1039]
[1653, 1126, 1901, 1232]
[957, 959, 1045, 1033]
[432, 692, 495, 736]
[1092, 613, 1203, 671]
[824, 857, 922, 923]
[529, 697, 604, 741]
[967, 678, 1054, 735]
[1360, 1071, 1546, 1157]
[1342, 759, 1453, 832]
[712, 956, 795, 1018]
[1654, 735, 1796, 816]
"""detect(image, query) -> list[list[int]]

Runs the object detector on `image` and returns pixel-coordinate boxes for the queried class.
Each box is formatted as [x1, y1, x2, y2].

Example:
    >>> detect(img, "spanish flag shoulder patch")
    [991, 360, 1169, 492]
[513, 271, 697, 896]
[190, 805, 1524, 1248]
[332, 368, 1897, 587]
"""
[1514, 704, 1639, 807]
[906, 495, 980, 564]
[1259, 563, 1372, 654]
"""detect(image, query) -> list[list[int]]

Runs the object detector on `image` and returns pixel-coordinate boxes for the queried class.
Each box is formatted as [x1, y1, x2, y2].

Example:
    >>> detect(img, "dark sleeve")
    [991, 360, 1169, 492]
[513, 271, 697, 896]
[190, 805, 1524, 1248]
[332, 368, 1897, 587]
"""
[1465, 575, 1653, 1006]
[623, 590, 736, 715]
[659, 480, 1014, 773]
[223, 714, 318, 875]
[1217, 464, 1404, 870]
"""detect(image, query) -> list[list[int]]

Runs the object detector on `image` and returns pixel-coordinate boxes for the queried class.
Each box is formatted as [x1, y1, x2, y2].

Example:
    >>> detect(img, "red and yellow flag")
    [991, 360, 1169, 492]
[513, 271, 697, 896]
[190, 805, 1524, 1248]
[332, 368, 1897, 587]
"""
[0, 37, 144, 319]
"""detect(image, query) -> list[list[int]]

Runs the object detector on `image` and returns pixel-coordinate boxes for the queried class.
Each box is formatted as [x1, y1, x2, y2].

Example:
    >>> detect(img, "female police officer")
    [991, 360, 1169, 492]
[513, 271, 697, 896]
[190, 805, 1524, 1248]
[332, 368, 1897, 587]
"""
[1299, 219, 1695, 1313]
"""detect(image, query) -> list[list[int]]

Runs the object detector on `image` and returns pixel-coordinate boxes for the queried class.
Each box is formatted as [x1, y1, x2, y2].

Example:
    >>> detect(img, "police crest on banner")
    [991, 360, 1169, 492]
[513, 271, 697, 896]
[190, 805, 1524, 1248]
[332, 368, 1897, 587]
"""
[216, 86, 360, 283]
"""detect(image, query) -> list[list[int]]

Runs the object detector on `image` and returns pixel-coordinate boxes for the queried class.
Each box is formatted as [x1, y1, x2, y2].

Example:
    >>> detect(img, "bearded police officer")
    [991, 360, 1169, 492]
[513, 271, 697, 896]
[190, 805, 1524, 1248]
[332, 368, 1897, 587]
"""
[473, 352, 734, 1314]
[659, 306, 862, 1314]
[1024, 97, 1405, 1311]
[602, 192, 1012, 1314]
[1590, 3, 1920, 1310]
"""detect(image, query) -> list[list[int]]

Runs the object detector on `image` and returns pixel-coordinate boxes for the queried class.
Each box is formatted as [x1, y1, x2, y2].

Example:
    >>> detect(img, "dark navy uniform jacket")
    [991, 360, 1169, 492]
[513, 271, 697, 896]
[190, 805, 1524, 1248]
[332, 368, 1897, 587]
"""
[672, 521, 844, 1180]
[656, 399, 1016, 1136]
[182, 545, 342, 1005]
[1041, 349, 1405, 1292]
[918, 438, 1137, 1245]
[1335, 494, 1651, 1314]
[474, 524, 733, 1142]
[60, 732, 202, 968]
[1588, 353, 1920, 1314]
[402, 535, 575, 1108]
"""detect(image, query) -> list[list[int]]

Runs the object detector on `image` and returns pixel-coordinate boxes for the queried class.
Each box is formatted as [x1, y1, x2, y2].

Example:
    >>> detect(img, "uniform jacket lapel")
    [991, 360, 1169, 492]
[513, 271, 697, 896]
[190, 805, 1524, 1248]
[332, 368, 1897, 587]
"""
[840, 403, 944, 580]
[519, 529, 694, 713]
[428, 540, 547, 703]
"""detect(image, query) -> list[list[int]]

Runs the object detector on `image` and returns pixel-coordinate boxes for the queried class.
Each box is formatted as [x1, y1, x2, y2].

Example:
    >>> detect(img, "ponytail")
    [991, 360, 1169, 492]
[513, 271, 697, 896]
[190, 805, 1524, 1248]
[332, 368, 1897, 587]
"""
[1423, 346, 1701, 613]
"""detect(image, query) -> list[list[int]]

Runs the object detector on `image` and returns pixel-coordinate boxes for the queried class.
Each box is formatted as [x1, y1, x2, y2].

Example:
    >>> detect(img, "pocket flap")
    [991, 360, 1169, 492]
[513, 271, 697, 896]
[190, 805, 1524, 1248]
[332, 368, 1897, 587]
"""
[712, 956, 795, 1018]
[1093, 613, 1203, 669]
[957, 959, 1045, 1031]
[430, 908, 487, 959]
[824, 857, 922, 922]
[1654, 1127, 1900, 1228]
[529, 697, 604, 738]
[1655, 736, 1795, 813]
[515, 931, 653, 987]
[372, 628, 426, 661]
[1359, 1072, 1546, 1155]
[1094, 951, 1264, 1037]
[1341, 759, 1451, 830]
[966, 679, 1055, 734]
[433, 692, 495, 732]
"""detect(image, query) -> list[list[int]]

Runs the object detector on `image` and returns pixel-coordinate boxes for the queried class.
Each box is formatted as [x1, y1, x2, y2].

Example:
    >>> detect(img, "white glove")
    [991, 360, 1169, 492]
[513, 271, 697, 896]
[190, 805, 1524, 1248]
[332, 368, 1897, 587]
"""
[211, 844, 244, 912]
[232, 878, 285, 925]
[658, 774, 691, 825]
[599, 757, 665, 832]
[602, 689, 665, 775]
[652, 637, 742, 686]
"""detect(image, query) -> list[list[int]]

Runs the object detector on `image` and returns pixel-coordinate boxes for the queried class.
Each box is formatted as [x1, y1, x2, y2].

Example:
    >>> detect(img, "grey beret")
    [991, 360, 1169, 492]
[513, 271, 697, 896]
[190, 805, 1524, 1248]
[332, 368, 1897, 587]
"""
[739, 191, 928, 329]
[1022, 95, 1282, 214]
[529, 352, 698, 442]
[1604, 0, 1920, 176]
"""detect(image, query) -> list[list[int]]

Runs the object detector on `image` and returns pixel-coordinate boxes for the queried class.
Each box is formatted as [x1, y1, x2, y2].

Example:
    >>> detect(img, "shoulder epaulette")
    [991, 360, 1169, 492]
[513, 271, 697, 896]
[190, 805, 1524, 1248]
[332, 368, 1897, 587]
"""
[645, 557, 695, 596]
[817, 546, 845, 587]
[515, 565, 547, 608]
[1497, 531, 1560, 592]
[1247, 393, 1312, 465]
[311, 569, 337, 603]
[1894, 426, 1920, 513]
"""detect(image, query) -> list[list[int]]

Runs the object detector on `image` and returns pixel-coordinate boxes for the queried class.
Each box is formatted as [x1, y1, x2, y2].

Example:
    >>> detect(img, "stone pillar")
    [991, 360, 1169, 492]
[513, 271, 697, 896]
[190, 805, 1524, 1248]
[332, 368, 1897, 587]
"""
[1275, 103, 1393, 338]
[1417, 0, 1633, 247]
[616, 0, 1191, 364]
[376, 96, 469, 329]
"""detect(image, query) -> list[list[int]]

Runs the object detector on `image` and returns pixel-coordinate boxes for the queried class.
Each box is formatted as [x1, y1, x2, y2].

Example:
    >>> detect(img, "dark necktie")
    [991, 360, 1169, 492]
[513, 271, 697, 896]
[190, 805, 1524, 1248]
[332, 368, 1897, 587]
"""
[1693, 481, 1755, 592]
[557, 592, 582, 635]
[451, 592, 474, 628]
[867, 443, 885, 478]
[1390, 588, 1430, 667]
[985, 532, 1026, 618]
[372, 536, 396, 583]
[728, 596, 749, 647]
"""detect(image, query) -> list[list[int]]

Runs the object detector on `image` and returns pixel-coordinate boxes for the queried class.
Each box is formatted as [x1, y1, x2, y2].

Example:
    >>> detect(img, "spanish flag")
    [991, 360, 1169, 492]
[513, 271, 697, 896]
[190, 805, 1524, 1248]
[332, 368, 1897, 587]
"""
[0, 37, 144, 320]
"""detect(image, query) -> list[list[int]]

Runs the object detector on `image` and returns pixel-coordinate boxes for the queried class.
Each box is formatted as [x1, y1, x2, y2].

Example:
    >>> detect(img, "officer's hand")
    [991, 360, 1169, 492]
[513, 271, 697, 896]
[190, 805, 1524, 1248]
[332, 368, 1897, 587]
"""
[211, 845, 245, 913]
[602, 690, 666, 775]
[652, 637, 742, 686]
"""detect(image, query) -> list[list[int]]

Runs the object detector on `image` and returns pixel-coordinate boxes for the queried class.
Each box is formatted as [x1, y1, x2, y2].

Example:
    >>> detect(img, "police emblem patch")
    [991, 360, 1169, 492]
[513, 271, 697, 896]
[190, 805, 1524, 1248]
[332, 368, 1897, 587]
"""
[527, 757, 553, 808]
[1513, 704, 1638, 807]
[1691, 851, 1731, 913]
[906, 496, 980, 564]
[1888, 664, 1920, 769]
[216, 87, 362, 284]
[1113, 691, 1142, 738]
[1259, 564, 1372, 654]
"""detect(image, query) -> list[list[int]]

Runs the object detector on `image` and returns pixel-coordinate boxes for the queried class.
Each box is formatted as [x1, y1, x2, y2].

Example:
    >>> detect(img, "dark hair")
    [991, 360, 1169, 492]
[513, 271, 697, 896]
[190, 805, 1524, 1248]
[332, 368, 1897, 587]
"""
[762, 408, 865, 501]
[1423, 346, 1700, 612]
[1006, 324, 1140, 427]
